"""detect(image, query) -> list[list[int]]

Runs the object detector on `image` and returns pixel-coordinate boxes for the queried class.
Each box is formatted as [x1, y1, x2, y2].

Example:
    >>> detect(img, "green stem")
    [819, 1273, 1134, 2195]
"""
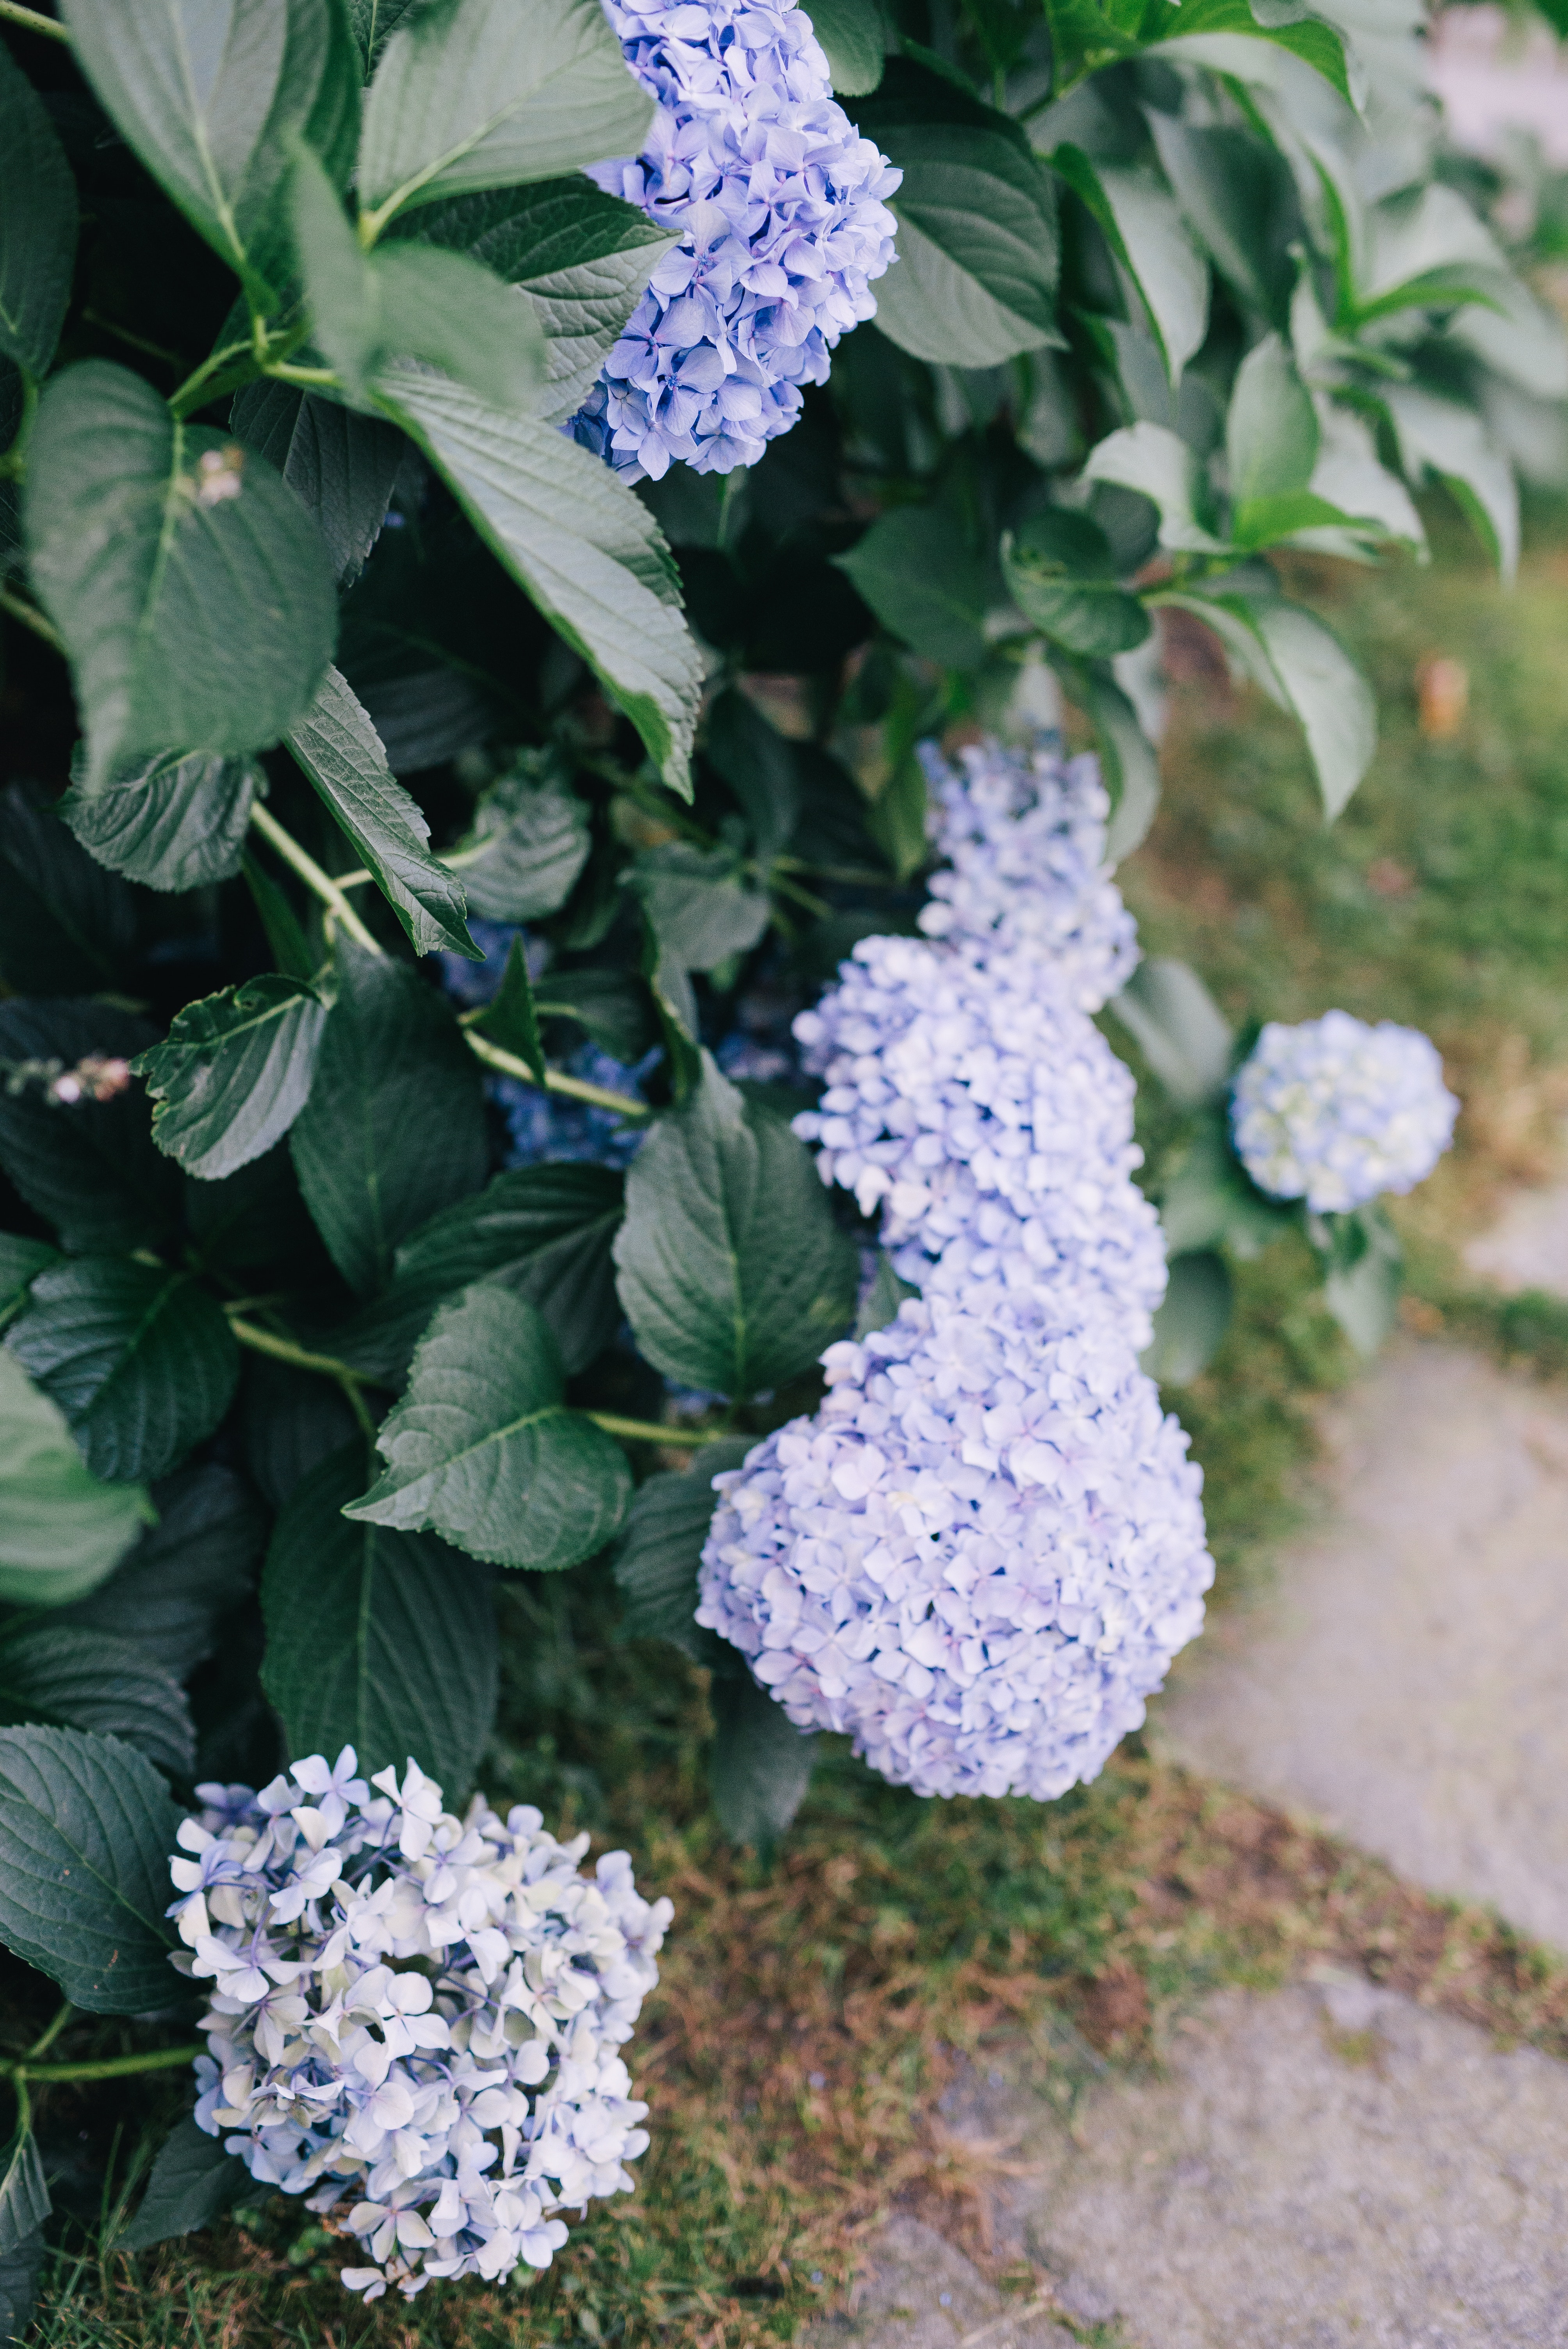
[247, 803, 385, 957]
[464, 1029, 652, 1119]
[0, 369, 38, 481]
[27, 2001, 73, 2062]
[81, 312, 183, 370]
[0, 586, 63, 653]
[228, 1316, 380, 1437]
[262, 361, 340, 389]
[0, 1, 69, 41]
[766, 869, 832, 920]
[167, 335, 259, 420]
[586, 1413, 721, 1449]
[2, 2044, 205, 2086]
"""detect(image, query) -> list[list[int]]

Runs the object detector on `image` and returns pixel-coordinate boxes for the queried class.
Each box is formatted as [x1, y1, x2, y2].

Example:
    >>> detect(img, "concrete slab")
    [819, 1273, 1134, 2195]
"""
[1464, 1180, 1568, 1297]
[806, 2217, 1076, 2349]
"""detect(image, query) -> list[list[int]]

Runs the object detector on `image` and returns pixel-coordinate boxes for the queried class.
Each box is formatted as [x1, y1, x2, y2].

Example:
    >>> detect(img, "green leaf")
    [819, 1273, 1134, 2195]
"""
[628, 844, 771, 975]
[132, 975, 328, 1182]
[1064, 660, 1161, 866]
[291, 144, 546, 415]
[1110, 955, 1232, 1109]
[834, 505, 993, 669]
[1153, 0, 1351, 100]
[1140, 1249, 1233, 1386]
[0, 1625, 194, 1779]
[0, 2233, 44, 2349]
[0, 37, 78, 376]
[242, 852, 317, 984]
[611, 1439, 751, 1663]
[855, 1248, 917, 1338]
[1002, 510, 1149, 660]
[349, 0, 423, 74]
[1382, 385, 1519, 584]
[0, 784, 139, 994]
[0, 1724, 181, 2011]
[356, 0, 654, 232]
[58, 0, 360, 308]
[615, 1054, 858, 1398]
[872, 121, 1063, 366]
[1155, 1115, 1293, 1259]
[533, 968, 652, 1063]
[388, 180, 673, 429]
[1155, 586, 1376, 819]
[0, 1238, 56, 1331]
[1082, 420, 1229, 554]
[1146, 114, 1294, 325]
[704, 688, 800, 865]
[0, 1354, 150, 1609]
[1318, 1205, 1401, 1356]
[231, 382, 405, 584]
[1050, 147, 1206, 384]
[25, 363, 339, 789]
[59, 752, 259, 894]
[262, 1438, 497, 1797]
[798, 0, 886, 92]
[450, 756, 591, 921]
[59, 1463, 264, 1680]
[285, 666, 479, 961]
[346, 1284, 631, 1571]
[289, 943, 488, 1300]
[242, 1356, 361, 1511]
[473, 935, 546, 1084]
[709, 1673, 816, 1855]
[0, 2128, 48, 2263]
[7, 1257, 241, 1485]
[377, 369, 701, 799]
[1226, 332, 1318, 540]
[0, 1002, 179, 1254]
[119, 2119, 247, 2254]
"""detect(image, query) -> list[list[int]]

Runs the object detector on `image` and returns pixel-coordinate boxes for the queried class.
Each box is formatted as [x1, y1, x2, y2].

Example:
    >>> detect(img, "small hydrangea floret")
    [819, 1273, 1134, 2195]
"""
[1230, 1010, 1458, 1214]
[572, 0, 900, 480]
[170, 1752, 671, 2303]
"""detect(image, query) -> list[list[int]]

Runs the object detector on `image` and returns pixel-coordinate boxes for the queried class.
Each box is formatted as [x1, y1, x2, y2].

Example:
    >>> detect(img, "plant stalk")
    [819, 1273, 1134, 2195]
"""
[246, 803, 385, 957]
[585, 1413, 721, 1449]
[464, 1029, 652, 1119]
[0, 1, 69, 41]
[0, 586, 64, 652]
[0, 2044, 205, 2086]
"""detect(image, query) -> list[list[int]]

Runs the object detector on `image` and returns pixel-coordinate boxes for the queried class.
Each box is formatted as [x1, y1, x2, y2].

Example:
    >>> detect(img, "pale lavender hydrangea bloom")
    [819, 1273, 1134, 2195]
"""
[1231, 1010, 1459, 1214]
[697, 1300, 1212, 1800]
[170, 1752, 670, 2303]
[917, 734, 1140, 1012]
[571, 0, 900, 479]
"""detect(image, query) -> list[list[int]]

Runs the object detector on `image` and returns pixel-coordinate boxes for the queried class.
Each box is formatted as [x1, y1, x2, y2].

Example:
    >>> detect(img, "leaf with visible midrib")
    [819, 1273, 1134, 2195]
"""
[231, 383, 406, 585]
[262, 1440, 497, 1798]
[59, 751, 259, 893]
[0, 1354, 150, 1610]
[134, 975, 328, 1182]
[59, 1462, 264, 1681]
[0, 1724, 182, 2013]
[615, 1055, 858, 1398]
[0, 1625, 195, 1779]
[119, 2118, 247, 2254]
[0, 41, 78, 378]
[346, 1284, 631, 1571]
[0, 2127, 49, 2262]
[611, 1440, 751, 1665]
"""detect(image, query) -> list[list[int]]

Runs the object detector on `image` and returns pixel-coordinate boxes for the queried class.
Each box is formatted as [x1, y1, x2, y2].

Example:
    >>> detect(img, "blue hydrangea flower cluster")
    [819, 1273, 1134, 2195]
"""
[697, 737, 1213, 1802]
[1230, 1010, 1459, 1214]
[170, 1751, 671, 2303]
[570, 0, 900, 480]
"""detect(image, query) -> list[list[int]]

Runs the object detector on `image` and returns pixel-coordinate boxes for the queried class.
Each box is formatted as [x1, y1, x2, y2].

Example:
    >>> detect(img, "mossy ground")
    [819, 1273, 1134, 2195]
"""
[23, 492, 1568, 2348]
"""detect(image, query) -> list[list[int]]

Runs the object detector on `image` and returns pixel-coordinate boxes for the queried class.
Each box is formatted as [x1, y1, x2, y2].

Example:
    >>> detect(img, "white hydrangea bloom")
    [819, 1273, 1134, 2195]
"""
[168, 1752, 671, 2303]
[916, 734, 1139, 1012]
[792, 933, 1167, 1351]
[697, 1299, 1212, 1799]
[1230, 1011, 1459, 1214]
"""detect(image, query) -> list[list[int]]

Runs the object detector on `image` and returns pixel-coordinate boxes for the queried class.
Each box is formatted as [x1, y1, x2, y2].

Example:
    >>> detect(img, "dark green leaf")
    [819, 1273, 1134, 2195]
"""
[349, 0, 423, 73]
[615, 1055, 858, 1397]
[1226, 331, 1318, 540]
[451, 757, 591, 921]
[1110, 956, 1232, 1109]
[870, 117, 1062, 367]
[1049, 147, 1206, 384]
[230, 382, 405, 584]
[533, 967, 652, 1063]
[0, 1237, 56, 1331]
[611, 1439, 751, 1663]
[262, 1439, 497, 1797]
[7, 1257, 241, 1485]
[1155, 1116, 1293, 1260]
[119, 2119, 248, 2253]
[0, 1625, 194, 1778]
[242, 852, 317, 984]
[855, 1248, 917, 1339]
[289, 944, 488, 1299]
[0, 1723, 181, 2011]
[285, 666, 479, 961]
[1082, 420, 1229, 555]
[359, 668, 499, 775]
[59, 0, 360, 307]
[59, 752, 259, 894]
[0, 1353, 150, 1609]
[798, 0, 886, 92]
[242, 1356, 360, 1511]
[834, 505, 992, 669]
[133, 975, 328, 1182]
[1383, 385, 1519, 583]
[377, 369, 701, 799]
[346, 1284, 631, 1570]
[1141, 1250, 1233, 1386]
[1001, 512, 1149, 659]
[710, 1673, 816, 1854]
[60, 1463, 264, 1681]
[704, 688, 800, 865]
[185, 1139, 321, 1275]
[473, 936, 546, 1084]
[1071, 662, 1161, 866]
[25, 363, 339, 788]
[0, 2230, 43, 2348]
[0, 1001, 178, 1253]
[1146, 115, 1295, 326]
[0, 38, 78, 376]
[0, 784, 139, 994]
[1319, 1206, 1401, 1356]
[356, 0, 654, 232]
[1155, 0, 1351, 101]
[628, 844, 771, 974]
[0, 2128, 48, 2262]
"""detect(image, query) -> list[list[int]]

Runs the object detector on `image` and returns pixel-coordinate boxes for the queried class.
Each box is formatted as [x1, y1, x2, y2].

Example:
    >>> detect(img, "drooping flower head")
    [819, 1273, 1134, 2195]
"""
[170, 1752, 670, 2303]
[572, 0, 900, 479]
[1230, 1010, 1458, 1214]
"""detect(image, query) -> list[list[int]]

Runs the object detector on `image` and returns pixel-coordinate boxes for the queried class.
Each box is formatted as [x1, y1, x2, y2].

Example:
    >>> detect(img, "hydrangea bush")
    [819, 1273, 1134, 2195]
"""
[0, 0, 1543, 2311]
